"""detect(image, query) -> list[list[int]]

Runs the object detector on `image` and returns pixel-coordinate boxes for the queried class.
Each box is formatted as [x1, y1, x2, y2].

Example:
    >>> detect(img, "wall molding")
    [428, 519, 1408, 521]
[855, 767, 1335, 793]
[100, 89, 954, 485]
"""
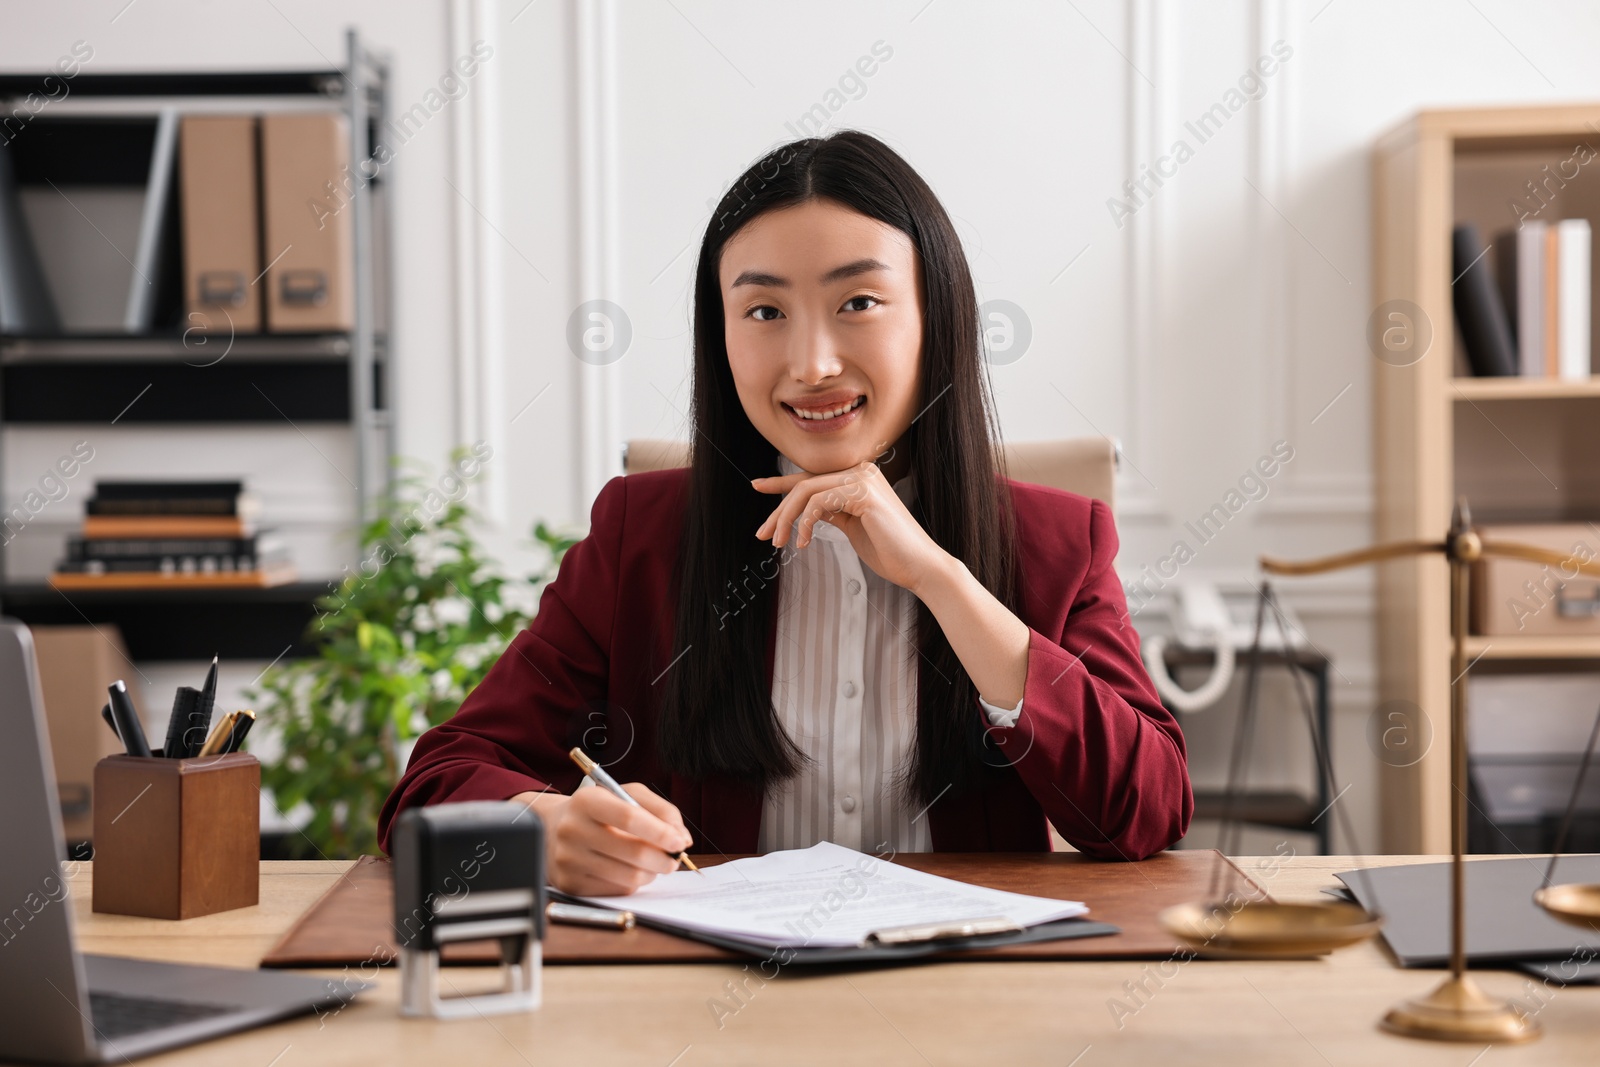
[1115, 484, 1372, 521]
[1113, 5, 1374, 545]
[449, 0, 507, 522]
[1255, 472, 1374, 517]
[574, 0, 624, 514]
[1111, 488, 1171, 523]
[1129, 568, 1375, 617]
[1253, 0, 1294, 450]
[1254, 494, 1374, 518]
[1125, 0, 1161, 484]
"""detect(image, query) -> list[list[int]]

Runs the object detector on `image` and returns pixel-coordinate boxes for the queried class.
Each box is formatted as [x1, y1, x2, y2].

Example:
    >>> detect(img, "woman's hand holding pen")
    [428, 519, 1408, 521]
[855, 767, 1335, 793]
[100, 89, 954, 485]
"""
[752, 459, 946, 596]
[513, 784, 693, 896]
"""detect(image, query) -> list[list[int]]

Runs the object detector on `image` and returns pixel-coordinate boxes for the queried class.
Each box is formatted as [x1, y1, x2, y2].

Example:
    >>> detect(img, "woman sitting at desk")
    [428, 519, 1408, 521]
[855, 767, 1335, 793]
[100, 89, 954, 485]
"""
[377, 131, 1192, 894]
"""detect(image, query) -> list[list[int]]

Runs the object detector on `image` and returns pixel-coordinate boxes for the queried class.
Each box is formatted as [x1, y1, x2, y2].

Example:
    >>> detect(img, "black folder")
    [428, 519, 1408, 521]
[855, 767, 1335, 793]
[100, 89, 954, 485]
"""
[1451, 222, 1517, 377]
[1519, 957, 1600, 986]
[1335, 855, 1600, 968]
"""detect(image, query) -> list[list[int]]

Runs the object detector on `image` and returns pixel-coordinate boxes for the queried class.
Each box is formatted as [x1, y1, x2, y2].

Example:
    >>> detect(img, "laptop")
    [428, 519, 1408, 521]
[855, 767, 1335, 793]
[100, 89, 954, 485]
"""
[0, 618, 366, 1063]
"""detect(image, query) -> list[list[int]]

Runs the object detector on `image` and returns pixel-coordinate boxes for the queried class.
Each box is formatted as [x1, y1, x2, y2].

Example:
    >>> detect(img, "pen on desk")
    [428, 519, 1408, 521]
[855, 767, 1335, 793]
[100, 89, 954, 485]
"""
[107, 681, 152, 758]
[100, 702, 120, 744]
[547, 901, 636, 930]
[567, 746, 701, 875]
[196, 711, 238, 757]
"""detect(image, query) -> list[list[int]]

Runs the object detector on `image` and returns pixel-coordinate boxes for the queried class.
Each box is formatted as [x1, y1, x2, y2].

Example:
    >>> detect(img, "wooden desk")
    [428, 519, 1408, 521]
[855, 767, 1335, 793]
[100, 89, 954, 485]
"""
[56, 856, 1600, 1066]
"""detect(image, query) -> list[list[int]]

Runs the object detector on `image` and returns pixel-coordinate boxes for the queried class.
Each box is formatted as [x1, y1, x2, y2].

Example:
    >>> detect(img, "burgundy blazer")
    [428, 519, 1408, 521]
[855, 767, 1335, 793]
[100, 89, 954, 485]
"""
[377, 470, 1192, 860]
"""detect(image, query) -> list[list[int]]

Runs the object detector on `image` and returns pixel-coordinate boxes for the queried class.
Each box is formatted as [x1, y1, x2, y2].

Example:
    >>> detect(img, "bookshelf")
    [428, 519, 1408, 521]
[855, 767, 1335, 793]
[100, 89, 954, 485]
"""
[0, 580, 324, 661]
[1451, 375, 1600, 400]
[0, 32, 392, 658]
[1374, 104, 1600, 853]
[1462, 634, 1600, 660]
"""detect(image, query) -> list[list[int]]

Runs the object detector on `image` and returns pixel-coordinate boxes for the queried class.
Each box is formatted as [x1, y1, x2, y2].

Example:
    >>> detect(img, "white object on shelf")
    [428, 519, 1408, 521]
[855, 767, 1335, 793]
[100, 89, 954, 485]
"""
[1557, 217, 1592, 382]
[1516, 220, 1547, 377]
[1467, 672, 1600, 756]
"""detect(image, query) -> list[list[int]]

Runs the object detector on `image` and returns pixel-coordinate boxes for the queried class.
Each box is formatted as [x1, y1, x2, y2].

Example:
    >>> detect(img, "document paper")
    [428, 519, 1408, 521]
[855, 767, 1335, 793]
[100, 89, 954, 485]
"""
[576, 841, 1088, 949]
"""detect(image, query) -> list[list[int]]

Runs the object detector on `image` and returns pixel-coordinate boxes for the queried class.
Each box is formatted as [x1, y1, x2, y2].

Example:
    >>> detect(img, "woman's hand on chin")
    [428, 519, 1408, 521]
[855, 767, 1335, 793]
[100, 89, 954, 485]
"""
[751, 460, 952, 596]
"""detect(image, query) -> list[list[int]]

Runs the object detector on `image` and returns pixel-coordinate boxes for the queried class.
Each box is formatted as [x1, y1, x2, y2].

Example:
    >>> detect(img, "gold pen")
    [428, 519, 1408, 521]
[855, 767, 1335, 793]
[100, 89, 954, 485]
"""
[196, 711, 238, 757]
[548, 901, 636, 930]
[567, 747, 701, 874]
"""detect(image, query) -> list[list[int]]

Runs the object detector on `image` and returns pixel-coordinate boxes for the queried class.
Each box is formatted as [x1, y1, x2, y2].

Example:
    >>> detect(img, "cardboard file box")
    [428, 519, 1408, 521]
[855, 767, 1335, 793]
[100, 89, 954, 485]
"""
[32, 625, 128, 843]
[1471, 523, 1600, 636]
[179, 115, 262, 333]
[92, 752, 260, 920]
[260, 112, 355, 332]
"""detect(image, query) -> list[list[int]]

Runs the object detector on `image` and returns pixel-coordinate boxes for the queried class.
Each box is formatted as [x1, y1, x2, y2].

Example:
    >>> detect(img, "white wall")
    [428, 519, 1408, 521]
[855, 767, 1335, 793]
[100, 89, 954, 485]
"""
[9, 0, 1600, 851]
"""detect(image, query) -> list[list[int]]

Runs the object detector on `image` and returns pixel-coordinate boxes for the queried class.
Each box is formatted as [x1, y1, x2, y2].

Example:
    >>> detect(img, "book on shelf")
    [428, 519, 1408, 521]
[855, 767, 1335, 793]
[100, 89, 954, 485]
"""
[1492, 223, 1541, 376]
[78, 480, 262, 538]
[87, 480, 259, 514]
[53, 479, 295, 590]
[1452, 223, 1516, 377]
[93, 480, 245, 500]
[65, 532, 283, 561]
[47, 564, 298, 592]
[1544, 220, 1558, 377]
[81, 514, 255, 539]
[1557, 218, 1591, 382]
[56, 552, 290, 576]
[1489, 218, 1592, 381]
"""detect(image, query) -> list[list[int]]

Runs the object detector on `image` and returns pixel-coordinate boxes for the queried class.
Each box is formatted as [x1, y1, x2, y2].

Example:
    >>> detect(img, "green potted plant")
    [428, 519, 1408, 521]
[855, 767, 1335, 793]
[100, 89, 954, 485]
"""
[251, 450, 576, 857]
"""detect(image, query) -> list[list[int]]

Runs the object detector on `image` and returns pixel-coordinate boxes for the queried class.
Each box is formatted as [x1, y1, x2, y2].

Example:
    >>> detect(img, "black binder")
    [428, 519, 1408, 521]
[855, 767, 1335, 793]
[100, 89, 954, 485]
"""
[1451, 223, 1517, 377]
[1335, 855, 1600, 968]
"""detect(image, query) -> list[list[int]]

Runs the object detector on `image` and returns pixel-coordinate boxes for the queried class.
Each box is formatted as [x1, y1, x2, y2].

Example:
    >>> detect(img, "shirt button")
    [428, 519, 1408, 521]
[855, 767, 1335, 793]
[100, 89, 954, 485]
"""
[841, 794, 856, 813]
[843, 680, 858, 698]
[847, 578, 861, 595]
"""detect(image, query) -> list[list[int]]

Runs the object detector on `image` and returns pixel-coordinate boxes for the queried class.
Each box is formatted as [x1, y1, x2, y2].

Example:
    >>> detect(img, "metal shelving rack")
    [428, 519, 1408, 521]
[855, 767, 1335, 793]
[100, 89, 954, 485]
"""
[1163, 644, 1334, 855]
[0, 30, 392, 660]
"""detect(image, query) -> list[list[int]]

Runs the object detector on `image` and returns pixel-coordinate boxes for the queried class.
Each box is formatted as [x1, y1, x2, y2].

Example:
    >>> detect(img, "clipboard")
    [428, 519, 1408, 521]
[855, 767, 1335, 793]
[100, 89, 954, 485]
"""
[545, 889, 1119, 964]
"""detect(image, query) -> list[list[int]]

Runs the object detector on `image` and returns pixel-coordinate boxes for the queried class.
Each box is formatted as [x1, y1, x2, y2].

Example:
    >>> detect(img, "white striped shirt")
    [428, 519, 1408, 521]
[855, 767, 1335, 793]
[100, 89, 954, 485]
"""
[757, 454, 1024, 854]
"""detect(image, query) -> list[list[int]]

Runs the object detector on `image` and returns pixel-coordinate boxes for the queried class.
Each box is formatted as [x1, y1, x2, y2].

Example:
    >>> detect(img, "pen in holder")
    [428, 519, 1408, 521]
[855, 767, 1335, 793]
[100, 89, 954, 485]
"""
[92, 752, 260, 920]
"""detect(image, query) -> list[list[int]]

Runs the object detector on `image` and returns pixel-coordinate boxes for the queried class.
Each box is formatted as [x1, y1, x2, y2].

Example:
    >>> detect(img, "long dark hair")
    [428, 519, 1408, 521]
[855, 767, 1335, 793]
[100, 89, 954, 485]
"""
[657, 130, 1020, 805]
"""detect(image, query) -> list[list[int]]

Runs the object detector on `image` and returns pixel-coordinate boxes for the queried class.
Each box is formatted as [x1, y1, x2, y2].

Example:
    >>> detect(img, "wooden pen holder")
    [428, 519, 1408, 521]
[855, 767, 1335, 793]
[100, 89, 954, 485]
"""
[92, 752, 260, 920]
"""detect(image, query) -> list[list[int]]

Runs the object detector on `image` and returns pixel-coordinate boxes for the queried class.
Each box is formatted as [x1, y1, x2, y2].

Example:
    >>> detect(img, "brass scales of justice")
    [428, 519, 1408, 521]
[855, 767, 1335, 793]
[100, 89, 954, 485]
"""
[1156, 498, 1600, 1044]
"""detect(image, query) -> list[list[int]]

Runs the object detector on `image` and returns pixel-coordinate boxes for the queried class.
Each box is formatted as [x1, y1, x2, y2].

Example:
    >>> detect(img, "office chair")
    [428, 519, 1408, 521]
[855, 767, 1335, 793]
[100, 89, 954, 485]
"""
[621, 437, 1121, 511]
